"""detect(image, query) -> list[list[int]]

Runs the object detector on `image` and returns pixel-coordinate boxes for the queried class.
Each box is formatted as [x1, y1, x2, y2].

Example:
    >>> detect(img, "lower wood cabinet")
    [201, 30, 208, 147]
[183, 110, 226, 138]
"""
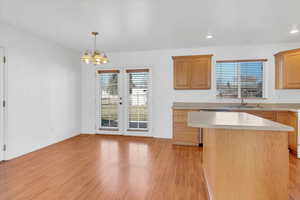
[276, 111, 298, 154]
[242, 110, 298, 154]
[245, 110, 277, 121]
[173, 109, 200, 145]
[172, 109, 298, 154]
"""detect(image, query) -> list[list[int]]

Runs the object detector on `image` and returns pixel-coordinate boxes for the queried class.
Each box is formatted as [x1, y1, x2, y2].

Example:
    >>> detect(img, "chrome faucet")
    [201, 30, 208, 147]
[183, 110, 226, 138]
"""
[241, 97, 247, 106]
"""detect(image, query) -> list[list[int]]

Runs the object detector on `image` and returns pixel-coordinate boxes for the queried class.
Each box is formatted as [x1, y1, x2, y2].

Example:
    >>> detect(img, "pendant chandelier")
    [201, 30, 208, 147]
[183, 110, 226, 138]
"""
[80, 32, 109, 65]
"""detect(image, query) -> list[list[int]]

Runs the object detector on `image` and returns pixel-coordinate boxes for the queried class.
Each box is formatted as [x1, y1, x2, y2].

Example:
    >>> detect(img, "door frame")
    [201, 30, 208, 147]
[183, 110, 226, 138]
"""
[0, 47, 7, 161]
[95, 66, 152, 137]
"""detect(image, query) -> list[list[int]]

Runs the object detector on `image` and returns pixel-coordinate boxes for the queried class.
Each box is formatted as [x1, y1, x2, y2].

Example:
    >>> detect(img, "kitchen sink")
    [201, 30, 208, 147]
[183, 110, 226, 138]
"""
[221, 104, 261, 109]
[200, 104, 262, 112]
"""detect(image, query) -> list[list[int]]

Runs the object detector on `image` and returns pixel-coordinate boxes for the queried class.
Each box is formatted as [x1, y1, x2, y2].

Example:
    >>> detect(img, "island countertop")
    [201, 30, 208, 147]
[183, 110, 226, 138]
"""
[188, 111, 294, 131]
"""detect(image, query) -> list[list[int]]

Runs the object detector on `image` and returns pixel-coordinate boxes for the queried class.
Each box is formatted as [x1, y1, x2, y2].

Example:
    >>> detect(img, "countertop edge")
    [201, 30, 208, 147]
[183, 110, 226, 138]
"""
[188, 122, 294, 132]
[188, 111, 294, 132]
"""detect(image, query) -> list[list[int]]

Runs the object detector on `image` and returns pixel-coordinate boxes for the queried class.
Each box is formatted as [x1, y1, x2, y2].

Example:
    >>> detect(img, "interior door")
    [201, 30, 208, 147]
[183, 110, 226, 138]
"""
[0, 48, 5, 161]
[96, 68, 151, 136]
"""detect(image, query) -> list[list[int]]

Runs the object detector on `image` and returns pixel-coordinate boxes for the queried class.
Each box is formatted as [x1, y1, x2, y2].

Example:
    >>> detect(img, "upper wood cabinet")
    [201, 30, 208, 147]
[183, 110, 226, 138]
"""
[275, 48, 300, 89]
[173, 55, 212, 89]
[173, 59, 190, 89]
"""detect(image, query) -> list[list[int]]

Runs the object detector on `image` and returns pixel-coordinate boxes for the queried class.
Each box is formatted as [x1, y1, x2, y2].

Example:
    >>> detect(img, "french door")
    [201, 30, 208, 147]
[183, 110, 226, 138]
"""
[96, 68, 151, 136]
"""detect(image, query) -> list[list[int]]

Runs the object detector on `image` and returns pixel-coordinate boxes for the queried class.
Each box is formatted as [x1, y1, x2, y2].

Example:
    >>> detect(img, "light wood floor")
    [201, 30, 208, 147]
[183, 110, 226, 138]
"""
[0, 135, 299, 200]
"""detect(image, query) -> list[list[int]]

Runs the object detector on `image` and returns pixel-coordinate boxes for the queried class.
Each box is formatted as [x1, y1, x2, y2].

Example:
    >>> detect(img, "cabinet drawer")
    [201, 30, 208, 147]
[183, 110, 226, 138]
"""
[173, 131, 199, 144]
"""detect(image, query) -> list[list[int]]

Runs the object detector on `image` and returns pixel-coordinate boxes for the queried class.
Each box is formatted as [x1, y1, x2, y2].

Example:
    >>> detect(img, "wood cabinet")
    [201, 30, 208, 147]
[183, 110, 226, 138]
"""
[240, 110, 298, 154]
[173, 55, 212, 90]
[203, 128, 288, 200]
[245, 110, 277, 121]
[275, 48, 300, 89]
[173, 109, 200, 145]
[276, 111, 298, 154]
[173, 108, 298, 154]
[173, 59, 190, 88]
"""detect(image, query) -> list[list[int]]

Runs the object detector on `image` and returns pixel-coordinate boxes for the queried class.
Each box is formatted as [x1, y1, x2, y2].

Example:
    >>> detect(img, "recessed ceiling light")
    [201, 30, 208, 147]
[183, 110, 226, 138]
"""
[206, 34, 213, 39]
[290, 28, 299, 34]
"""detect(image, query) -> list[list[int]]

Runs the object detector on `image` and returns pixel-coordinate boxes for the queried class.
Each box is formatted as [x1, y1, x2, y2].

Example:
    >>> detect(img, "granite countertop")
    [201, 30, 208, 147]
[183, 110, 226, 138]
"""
[188, 111, 294, 131]
[173, 102, 300, 112]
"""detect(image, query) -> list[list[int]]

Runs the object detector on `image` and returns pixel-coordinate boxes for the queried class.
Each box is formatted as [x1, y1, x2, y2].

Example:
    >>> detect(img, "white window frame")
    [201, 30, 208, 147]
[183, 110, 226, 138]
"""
[215, 61, 266, 99]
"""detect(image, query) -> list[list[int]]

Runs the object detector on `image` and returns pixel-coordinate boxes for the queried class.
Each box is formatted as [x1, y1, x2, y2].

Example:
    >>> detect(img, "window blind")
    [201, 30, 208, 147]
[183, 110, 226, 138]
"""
[216, 60, 265, 98]
[127, 70, 149, 129]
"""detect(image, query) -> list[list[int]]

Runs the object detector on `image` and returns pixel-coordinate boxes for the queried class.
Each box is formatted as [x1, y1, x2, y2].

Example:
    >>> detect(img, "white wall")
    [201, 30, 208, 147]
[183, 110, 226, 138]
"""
[81, 43, 300, 139]
[0, 22, 81, 160]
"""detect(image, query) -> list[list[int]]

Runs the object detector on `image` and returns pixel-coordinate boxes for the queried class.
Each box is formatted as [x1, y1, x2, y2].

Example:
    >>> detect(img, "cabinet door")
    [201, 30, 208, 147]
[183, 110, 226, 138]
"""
[190, 57, 211, 89]
[284, 52, 300, 88]
[277, 112, 298, 153]
[174, 60, 190, 89]
[275, 54, 284, 89]
[173, 109, 200, 145]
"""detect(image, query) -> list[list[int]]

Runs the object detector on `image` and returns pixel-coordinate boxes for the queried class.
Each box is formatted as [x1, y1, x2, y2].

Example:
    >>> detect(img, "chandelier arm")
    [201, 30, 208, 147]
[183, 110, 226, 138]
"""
[94, 34, 97, 52]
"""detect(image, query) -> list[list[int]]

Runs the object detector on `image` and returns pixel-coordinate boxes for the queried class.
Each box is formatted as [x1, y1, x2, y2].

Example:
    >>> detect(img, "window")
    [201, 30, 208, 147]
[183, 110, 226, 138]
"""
[216, 60, 266, 98]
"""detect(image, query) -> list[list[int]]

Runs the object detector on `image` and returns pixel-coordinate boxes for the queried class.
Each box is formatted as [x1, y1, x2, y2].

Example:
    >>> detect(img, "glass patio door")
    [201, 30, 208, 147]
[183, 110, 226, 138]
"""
[126, 69, 149, 131]
[96, 68, 151, 136]
[97, 70, 121, 133]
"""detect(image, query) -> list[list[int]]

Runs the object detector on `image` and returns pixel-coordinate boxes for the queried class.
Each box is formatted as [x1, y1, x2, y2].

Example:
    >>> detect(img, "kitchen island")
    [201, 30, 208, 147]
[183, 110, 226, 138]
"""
[172, 102, 300, 158]
[188, 111, 293, 200]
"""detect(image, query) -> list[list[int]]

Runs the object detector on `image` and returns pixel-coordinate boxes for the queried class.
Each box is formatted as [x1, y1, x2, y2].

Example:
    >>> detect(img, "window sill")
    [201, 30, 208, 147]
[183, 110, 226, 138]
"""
[127, 129, 148, 132]
[216, 96, 267, 100]
[98, 128, 119, 131]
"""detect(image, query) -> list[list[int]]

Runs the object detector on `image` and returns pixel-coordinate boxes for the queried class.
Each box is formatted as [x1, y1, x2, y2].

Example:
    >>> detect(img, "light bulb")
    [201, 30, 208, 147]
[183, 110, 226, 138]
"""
[84, 59, 90, 64]
[81, 51, 92, 64]
[290, 29, 299, 34]
[206, 34, 213, 39]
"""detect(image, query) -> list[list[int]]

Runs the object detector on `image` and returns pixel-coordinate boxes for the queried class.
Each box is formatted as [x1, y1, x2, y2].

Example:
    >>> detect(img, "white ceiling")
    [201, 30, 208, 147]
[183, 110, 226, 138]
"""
[0, 0, 299, 52]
